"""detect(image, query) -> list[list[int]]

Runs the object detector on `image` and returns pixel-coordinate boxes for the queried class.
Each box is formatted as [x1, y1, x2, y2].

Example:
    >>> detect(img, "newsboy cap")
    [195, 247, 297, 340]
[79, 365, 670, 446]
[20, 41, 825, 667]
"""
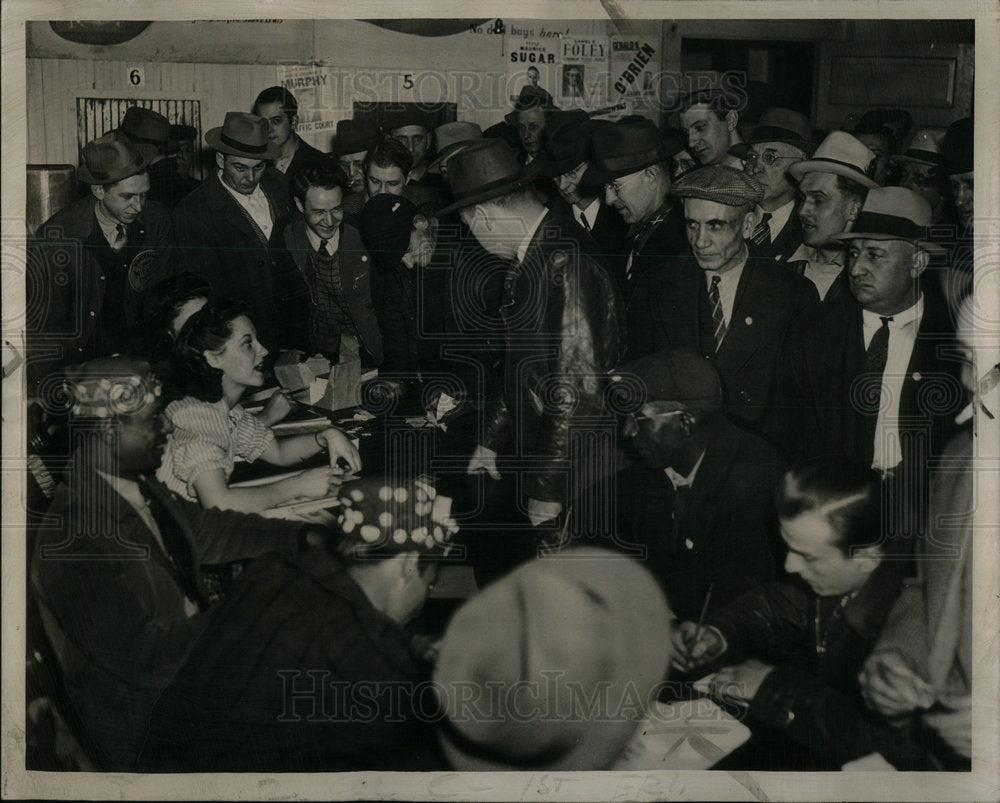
[671, 165, 765, 206]
[434, 547, 672, 770]
[613, 347, 723, 415]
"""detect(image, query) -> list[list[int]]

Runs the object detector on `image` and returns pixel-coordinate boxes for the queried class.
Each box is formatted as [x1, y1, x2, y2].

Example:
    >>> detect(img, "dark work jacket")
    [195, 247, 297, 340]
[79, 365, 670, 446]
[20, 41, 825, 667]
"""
[146, 158, 200, 210]
[706, 560, 928, 769]
[137, 548, 445, 772]
[483, 208, 625, 505]
[276, 137, 336, 206]
[630, 249, 819, 426]
[269, 215, 383, 364]
[28, 195, 173, 393]
[172, 169, 291, 349]
[548, 195, 631, 292]
[30, 453, 304, 770]
[614, 416, 785, 619]
[622, 201, 689, 310]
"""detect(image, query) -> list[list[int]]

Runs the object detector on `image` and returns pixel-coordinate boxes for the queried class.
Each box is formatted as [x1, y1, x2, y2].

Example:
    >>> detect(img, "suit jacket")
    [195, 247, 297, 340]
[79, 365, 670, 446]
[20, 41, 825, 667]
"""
[615, 416, 785, 619]
[146, 158, 200, 210]
[763, 204, 803, 264]
[773, 289, 963, 471]
[172, 170, 291, 348]
[28, 195, 172, 392]
[549, 196, 631, 291]
[622, 201, 689, 308]
[30, 453, 304, 769]
[483, 208, 625, 505]
[137, 548, 445, 772]
[284, 136, 334, 179]
[630, 249, 819, 425]
[269, 215, 383, 363]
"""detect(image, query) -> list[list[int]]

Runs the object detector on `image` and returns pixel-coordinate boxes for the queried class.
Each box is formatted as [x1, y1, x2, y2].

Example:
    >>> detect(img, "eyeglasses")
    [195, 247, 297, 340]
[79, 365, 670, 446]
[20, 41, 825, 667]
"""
[744, 151, 799, 168]
[622, 409, 685, 433]
[603, 172, 642, 196]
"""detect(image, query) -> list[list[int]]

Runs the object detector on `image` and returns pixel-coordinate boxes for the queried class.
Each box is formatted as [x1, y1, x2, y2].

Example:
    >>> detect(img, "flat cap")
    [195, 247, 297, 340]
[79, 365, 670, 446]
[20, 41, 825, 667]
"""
[613, 347, 722, 414]
[671, 165, 764, 206]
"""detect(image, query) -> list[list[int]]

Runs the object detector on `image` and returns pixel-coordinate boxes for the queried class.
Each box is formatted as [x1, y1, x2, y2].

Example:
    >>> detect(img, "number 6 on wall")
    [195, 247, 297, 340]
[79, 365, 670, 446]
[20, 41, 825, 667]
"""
[127, 67, 144, 87]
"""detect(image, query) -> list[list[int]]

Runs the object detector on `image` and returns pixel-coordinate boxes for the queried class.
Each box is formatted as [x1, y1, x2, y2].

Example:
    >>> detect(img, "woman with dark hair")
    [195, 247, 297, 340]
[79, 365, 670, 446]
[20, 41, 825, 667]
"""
[141, 272, 211, 369]
[155, 298, 361, 513]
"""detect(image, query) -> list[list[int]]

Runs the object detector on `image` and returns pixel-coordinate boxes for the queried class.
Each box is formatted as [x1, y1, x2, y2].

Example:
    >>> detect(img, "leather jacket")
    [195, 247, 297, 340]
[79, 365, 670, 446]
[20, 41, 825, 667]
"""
[483, 209, 625, 505]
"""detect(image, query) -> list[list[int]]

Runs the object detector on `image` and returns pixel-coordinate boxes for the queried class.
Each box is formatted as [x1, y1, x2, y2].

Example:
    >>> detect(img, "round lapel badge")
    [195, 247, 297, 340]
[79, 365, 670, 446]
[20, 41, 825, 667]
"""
[128, 250, 157, 292]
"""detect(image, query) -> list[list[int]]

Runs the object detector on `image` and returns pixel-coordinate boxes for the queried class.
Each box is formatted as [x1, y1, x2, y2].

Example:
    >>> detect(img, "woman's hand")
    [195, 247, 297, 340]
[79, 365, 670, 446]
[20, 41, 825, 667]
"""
[317, 427, 362, 473]
[293, 466, 346, 500]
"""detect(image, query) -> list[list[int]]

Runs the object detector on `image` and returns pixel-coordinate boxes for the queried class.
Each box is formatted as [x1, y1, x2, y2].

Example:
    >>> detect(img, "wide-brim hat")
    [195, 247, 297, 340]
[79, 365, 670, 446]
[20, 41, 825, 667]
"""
[941, 117, 973, 176]
[890, 128, 944, 169]
[583, 118, 665, 185]
[434, 547, 672, 771]
[384, 106, 435, 135]
[168, 123, 198, 148]
[788, 130, 880, 188]
[830, 186, 945, 253]
[436, 139, 532, 217]
[118, 106, 172, 154]
[76, 133, 155, 184]
[729, 107, 813, 159]
[503, 85, 559, 126]
[330, 119, 376, 158]
[204, 112, 281, 160]
[428, 121, 484, 171]
[529, 109, 594, 178]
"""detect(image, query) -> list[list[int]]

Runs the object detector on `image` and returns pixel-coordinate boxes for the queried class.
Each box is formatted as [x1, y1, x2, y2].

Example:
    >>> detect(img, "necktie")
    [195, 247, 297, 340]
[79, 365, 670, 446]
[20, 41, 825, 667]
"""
[709, 274, 726, 351]
[112, 224, 127, 252]
[318, 239, 330, 256]
[138, 478, 205, 609]
[579, 210, 591, 231]
[751, 212, 772, 247]
[866, 316, 892, 376]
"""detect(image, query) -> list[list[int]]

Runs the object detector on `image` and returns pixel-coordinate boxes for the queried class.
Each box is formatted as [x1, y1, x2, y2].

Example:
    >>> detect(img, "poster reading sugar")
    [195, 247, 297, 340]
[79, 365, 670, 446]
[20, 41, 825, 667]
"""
[505, 29, 559, 106]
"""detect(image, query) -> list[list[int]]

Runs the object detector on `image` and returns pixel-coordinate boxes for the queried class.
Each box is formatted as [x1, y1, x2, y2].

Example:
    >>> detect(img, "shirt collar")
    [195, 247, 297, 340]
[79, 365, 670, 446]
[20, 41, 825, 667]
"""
[217, 169, 265, 204]
[93, 201, 124, 240]
[664, 450, 706, 489]
[305, 224, 340, 254]
[96, 469, 148, 512]
[788, 243, 846, 267]
[702, 249, 748, 289]
[516, 207, 549, 265]
[862, 294, 924, 330]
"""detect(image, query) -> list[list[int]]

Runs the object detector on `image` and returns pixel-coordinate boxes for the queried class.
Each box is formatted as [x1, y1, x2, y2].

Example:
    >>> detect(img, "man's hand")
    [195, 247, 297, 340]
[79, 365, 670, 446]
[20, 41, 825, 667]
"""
[710, 660, 776, 705]
[467, 444, 501, 480]
[317, 427, 362, 473]
[859, 649, 935, 717]
[671, 621, 727, 673]
[527, 498, 562, 527]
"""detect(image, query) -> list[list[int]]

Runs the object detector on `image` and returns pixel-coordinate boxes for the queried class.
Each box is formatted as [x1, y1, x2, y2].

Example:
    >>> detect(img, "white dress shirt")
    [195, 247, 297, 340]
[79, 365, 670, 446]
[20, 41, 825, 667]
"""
[218, 170, 274, 240]
[703, 255, 747, 327]
[863, 295, 924, 472]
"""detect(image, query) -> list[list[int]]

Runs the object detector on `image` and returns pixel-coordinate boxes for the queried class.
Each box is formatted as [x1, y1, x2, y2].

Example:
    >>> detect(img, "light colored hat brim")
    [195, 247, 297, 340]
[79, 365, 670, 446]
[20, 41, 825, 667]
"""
[788, 158, 879, 189]
[830, 229, 947, 254]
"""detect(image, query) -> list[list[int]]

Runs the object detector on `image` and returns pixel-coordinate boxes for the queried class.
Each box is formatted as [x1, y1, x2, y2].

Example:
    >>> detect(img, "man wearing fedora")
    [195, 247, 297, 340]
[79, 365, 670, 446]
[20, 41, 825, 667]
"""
[629, 165, 818, 431]
[116, 106, 198, 210]
[28, 134, 173, 394]
[427, 121, 483, 177]
[731, 107, 812, 263]
[775, 186, 962, 478]
[589, 117, 689, 316]
[330, 118, 376, 200]
[172, 111, 291, 349]
[252, 86, 333, 182]
[505, 85, 559, 166]
[892, 129, 948, 225]
[786, 131, 879, 302]
[936, 117, 974, 312]
[533, 111, 630, 290]
[442, 138, 624, 536]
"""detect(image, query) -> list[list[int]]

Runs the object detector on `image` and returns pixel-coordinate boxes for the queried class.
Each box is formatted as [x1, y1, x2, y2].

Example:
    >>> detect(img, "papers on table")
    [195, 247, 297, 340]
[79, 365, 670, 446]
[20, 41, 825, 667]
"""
[612, 698, 751, 770]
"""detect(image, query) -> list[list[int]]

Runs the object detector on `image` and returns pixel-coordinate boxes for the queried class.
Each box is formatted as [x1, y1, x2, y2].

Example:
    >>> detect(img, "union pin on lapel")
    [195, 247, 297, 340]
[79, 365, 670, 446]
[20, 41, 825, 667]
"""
[744, 316, 753, 326]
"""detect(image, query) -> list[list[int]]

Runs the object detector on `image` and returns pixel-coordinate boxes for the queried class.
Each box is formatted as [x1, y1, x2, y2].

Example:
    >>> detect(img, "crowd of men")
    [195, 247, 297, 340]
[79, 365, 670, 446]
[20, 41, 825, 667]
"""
[24, 77, 983, 773]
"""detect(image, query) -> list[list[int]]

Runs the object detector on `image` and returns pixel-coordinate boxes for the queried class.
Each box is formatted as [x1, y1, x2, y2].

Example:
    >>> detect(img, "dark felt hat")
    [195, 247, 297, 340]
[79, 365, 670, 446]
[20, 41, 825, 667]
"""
[385, 106, 435, 134]
[76, 133, 155, 184]
[427, 121, 484, 171]
[118, 106, 172, 154]
[168, 123, 198, 143]
[205, 112, 281, 160]
[584, 118, 665, 184]
[613, 347, 723, 415]
[941, 117, 973, 176]
[503, 85, 559, 126]
[436, 139, 532, 216]
[729, 107, 813, 159]
[529, 110, 594, 178]
[359, 194, 420, 272]
[330, 119, 377, 158]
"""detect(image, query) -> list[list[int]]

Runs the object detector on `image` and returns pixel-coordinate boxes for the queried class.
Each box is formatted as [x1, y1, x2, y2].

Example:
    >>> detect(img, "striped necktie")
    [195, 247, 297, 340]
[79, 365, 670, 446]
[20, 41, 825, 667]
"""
[709, 274, 726, 351]
[751, 212, 772, 247]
